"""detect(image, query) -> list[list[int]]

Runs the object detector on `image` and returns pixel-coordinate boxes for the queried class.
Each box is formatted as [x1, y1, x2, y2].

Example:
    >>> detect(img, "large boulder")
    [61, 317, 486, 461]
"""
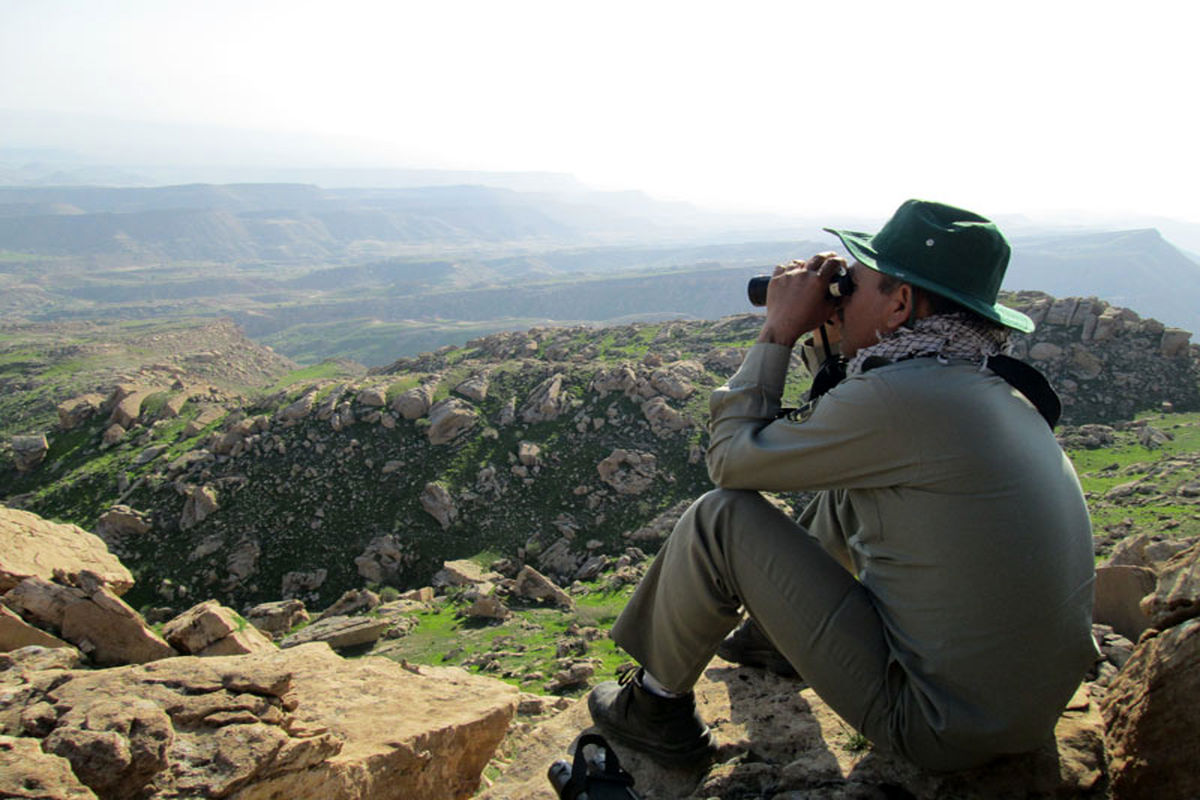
[56, 393, 105, 430]
[420, 482, 458, 529]
[427, 398, 479, 444]
[1102, 618, 1200, 799]
[243, 599, 309, 639]
[162, 600, 275, 656]
[1093, 565, 1156, 640]
[354, 534, 412, 584]
[179, 485, 219, 531]
[11, 433, 49, 472]
[4, 575, 175, 666]
[481, 660, 1107, 799]
[279, 615, 392, 650]
[519, 373, 570, 423]
[1139, 542, 1200, 630]
[391, 382, 436, 419]
[512, 565, 575, 610]
[95, 505, 152, 545]
[0, 507, 133, 595]
[0, 643, 518, 800]
[596, 449, 658, 495]
[108, 388, 156, 429]
[317, 588, 380, 621]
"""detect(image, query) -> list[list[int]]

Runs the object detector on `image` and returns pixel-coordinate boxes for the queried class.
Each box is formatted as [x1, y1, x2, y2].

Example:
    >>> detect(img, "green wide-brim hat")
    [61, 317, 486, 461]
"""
[824, 199, 1034, 333]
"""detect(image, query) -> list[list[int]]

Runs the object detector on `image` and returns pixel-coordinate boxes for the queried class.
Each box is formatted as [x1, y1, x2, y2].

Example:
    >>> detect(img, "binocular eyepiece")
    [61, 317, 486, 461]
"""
[747, 270, 854, 307]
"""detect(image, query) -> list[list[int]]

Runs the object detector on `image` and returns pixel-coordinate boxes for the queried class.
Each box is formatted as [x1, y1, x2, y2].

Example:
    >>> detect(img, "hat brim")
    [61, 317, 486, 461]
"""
[824, 227, 1035, 333]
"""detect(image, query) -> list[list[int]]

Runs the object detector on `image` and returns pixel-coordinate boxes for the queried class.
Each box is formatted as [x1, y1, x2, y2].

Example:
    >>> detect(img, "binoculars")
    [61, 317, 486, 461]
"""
[747, 269, 855, 307]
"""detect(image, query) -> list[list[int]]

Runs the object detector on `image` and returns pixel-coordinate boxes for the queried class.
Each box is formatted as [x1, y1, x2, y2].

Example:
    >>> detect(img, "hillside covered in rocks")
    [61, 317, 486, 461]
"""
[3, 479, 1199, 798]
[3, 292, 1199, 618]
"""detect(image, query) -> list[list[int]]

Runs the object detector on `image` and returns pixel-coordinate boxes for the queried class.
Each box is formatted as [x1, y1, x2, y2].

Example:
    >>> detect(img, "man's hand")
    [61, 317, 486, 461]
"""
[757, 252, 847, 347]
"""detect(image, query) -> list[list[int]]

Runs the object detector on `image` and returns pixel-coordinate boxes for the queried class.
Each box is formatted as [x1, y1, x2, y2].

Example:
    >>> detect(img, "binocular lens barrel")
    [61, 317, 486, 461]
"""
[747, 272, 854, 307]
[747, 275, 771, 306]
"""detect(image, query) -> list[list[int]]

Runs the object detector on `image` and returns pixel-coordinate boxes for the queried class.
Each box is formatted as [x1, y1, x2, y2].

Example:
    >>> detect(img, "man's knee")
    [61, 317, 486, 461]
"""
[674, 489, 788, 545]
[691, 488, 768, 517]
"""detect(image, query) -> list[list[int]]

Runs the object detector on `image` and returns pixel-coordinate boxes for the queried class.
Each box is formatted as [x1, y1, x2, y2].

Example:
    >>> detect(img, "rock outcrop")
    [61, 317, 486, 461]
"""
[0, 642, 519, 800]
[4, 575, 175, 666]
[1102, 619, 1200, 799]
[1100, 540, 1200, 798]
[481, 660, 1107, 799]
[0, 507, 133, 595]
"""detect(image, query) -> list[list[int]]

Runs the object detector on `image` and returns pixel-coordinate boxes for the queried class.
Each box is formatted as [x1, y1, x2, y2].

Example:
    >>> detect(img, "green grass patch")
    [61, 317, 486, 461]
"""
[379, 580, 636, 695]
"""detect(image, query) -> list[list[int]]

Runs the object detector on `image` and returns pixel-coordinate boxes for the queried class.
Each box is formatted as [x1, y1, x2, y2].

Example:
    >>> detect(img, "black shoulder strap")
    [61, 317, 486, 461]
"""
[985, 354, 1062, 429]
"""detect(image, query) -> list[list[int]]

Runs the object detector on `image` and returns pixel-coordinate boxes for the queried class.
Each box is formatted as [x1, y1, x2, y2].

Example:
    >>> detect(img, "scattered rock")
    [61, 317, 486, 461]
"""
[427, 398, 479, 444]
[356, 386, 388, 407]
[516, 441, 542, 467]
[10, 433, 49, 472]
[162, 600, 275, 656]
[243, 599, 309, 639]
[433, 559, 493, 588]
[456, 372, 491, 402]
[281, 568, 327, 600]
[392, 382, 436, 419]
[520, 373, 570, 423]
[317, 588, 380, 621]
[279, 615, 392, 650]
[596, 449, 658, 495]
[96, 505, 152, 543]
[467, 593, 512, 621]
[512, 566, 575, 609]
[420, 482, 459, 529]
[179, 484, 219, 531]
[56, 393, 105, 430]
[354, 534, 413, 584]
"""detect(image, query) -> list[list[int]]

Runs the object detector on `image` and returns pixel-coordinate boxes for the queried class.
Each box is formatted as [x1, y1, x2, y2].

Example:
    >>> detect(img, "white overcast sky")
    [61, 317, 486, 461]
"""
[1, 0, 1196, 221]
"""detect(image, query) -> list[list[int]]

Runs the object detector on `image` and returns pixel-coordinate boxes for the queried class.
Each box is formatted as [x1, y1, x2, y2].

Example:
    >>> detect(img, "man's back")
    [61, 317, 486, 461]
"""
[808, 358, 1097, 754]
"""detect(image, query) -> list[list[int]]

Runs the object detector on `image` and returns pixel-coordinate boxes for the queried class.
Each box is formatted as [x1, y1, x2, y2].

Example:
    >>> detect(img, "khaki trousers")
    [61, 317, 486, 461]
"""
[610, 489, 985, 770]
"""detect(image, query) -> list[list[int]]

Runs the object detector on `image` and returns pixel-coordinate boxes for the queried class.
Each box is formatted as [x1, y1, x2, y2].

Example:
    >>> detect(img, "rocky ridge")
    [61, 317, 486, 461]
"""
[3, 295, 1198, 617]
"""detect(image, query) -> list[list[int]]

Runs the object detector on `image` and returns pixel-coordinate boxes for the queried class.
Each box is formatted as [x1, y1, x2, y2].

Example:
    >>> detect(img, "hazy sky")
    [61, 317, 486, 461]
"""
[2, 0, 1196, 221]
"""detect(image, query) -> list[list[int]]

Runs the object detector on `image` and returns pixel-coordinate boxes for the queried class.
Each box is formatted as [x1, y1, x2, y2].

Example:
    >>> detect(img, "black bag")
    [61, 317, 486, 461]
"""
[547, 733, 641, 800]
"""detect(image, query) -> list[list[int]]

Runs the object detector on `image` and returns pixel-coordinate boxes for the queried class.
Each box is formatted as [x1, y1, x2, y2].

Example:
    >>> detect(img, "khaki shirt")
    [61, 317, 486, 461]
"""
[708, 342, 1097, 753]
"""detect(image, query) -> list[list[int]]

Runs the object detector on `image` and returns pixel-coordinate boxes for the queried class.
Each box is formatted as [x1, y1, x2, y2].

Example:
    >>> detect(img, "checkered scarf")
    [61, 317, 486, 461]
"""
[845, 312, 1011, 376]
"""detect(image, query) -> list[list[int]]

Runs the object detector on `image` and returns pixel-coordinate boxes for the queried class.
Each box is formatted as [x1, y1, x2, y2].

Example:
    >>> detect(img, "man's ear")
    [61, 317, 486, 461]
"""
[883, 283, 914, 331]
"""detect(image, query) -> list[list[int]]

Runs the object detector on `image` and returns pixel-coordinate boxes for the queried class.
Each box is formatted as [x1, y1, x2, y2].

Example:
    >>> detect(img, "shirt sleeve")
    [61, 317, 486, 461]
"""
[706, 343, 920, 492]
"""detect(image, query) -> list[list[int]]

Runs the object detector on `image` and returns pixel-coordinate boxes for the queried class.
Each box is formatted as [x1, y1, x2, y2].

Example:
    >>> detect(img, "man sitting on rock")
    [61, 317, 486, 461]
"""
[588, 199, 1098, 771]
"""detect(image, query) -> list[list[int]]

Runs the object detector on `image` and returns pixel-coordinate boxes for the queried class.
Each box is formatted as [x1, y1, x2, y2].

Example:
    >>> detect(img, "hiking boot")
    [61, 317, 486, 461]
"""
[587, 667, 715, 767]
[716, 617, 800, 678]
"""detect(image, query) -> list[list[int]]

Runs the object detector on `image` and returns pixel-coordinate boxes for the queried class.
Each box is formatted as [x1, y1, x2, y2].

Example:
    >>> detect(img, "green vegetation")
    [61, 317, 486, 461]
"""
[378, 579, 637, 695]
[1066, 411, 1200, 545]
[267, 359, 366, 391]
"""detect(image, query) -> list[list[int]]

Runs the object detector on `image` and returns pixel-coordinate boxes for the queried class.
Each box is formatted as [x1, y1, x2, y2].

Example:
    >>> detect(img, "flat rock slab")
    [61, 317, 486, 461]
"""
[0, 506, 133, 594]
[279, 615, 392, 650]
[480, 658, 1107, 800]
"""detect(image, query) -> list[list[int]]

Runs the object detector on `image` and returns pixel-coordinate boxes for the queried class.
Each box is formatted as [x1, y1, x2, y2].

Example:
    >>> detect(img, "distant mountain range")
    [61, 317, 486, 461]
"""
[2, 182, 1200, 364]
